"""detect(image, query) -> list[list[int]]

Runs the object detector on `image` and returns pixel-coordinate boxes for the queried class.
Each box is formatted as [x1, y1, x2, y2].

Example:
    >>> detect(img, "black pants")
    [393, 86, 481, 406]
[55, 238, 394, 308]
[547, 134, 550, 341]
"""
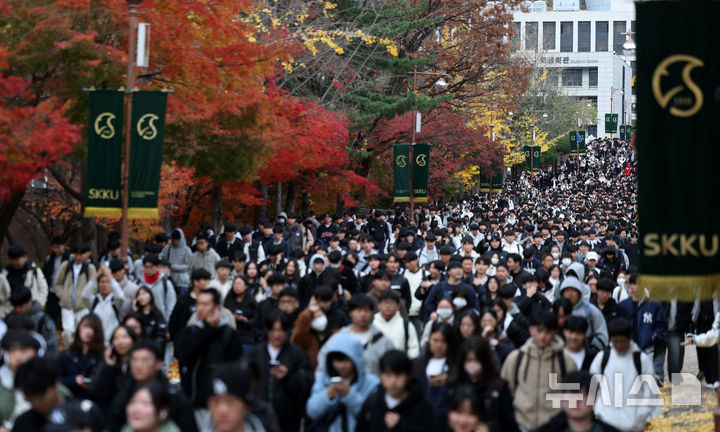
[697, 345, 719, 383]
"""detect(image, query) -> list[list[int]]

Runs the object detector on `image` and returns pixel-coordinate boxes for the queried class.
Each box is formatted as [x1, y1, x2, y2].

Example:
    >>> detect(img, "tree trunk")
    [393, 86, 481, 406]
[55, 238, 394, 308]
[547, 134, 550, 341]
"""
[210, 184, 223, 233]
[301, 190, 310, 219]
[80, 216, 98, 258]
[0, 191, 26, 250]
[336, 193, 345, 215]
[253, 182, 268, 227]
[284, 181, 297, 215]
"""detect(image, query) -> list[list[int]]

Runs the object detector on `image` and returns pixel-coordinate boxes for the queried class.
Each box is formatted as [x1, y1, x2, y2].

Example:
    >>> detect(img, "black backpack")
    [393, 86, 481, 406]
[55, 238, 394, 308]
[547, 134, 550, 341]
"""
[513, 349, 566, 389]
[600, 347, 642, 376]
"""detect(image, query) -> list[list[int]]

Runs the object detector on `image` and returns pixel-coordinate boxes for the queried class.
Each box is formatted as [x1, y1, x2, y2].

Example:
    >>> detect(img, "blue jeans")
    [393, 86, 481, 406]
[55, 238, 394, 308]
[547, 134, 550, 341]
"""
[653, 345, 667, 384]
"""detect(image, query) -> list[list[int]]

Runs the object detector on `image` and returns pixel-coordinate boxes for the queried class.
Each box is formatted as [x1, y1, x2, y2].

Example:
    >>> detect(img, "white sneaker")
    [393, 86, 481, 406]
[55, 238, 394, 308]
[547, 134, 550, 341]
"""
[702, 381, 720, 389]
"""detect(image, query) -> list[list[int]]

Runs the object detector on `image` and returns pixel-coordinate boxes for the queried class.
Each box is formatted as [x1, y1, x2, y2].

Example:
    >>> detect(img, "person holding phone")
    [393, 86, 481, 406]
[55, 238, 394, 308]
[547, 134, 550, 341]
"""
[245, 309, 312, 432]
[307, 333, 380, 432]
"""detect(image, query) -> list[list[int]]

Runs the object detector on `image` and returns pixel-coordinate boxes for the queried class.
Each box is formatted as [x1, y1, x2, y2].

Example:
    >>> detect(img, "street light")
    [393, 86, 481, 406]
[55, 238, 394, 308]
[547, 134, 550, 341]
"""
[120, 0, 142, 262]
[528, 110, 548, 187]
[622, 31, 636, 52]
[408, 68, 446, 224]
[609, 87, 624, 138]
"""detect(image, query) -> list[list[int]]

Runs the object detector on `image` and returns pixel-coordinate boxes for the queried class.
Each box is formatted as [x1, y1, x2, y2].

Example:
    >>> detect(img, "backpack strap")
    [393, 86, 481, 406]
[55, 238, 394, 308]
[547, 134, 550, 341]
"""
[367, 331, 384, 348]
[600, 348, 611, 374]
[633, 351, 642, 376]
[403, 318, 409, 353]
[557, 351, 566, 378]
[514, 350, 525, 390]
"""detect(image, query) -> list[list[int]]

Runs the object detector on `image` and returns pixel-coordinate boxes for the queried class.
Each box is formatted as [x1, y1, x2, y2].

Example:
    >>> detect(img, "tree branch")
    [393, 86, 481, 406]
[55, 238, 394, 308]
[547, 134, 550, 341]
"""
[48, 163, 83, 203]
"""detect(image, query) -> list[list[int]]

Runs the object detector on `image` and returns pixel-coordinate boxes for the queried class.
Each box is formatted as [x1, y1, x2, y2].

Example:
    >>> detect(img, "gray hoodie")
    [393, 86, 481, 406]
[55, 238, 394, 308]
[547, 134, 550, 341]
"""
[160, 228, 192, 289]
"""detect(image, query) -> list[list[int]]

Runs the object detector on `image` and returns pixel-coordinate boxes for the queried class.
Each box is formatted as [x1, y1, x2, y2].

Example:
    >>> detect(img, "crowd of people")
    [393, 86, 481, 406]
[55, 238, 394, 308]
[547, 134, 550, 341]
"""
[0, 137, 716, 432]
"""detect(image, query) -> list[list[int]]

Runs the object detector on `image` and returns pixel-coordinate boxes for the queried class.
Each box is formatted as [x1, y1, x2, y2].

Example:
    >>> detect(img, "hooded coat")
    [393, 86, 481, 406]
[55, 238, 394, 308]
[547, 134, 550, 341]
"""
[160, 228, 192, 289]
[559, 277, 609, 349]
[306, 334, 380, 432]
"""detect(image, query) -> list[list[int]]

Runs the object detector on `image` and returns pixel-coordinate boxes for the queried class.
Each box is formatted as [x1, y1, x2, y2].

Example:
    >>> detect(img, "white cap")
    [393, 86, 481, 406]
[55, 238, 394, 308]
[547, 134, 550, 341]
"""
[586, 251, 599, 261]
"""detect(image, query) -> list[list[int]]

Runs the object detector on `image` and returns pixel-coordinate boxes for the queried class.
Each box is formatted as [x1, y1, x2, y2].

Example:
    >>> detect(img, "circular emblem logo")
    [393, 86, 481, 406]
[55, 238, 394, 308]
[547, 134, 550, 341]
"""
[136, 113, 159, 140]
[415, 154, 427, 167]
[93, 112, 116, 139]
[396, 155, 407, 168]
[652, 54, 704, 118]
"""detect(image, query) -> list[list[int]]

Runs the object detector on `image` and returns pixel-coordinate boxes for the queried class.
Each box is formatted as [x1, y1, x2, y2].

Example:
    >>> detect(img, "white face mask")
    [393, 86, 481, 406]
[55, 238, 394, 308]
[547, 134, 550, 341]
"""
[551, 252, 561, 259]
[464, 361, 482, 376]
[453, 297, 468, 309]
[490, 257, 499, 265]
[437, 308, 453, 320]
[561, 258, 572, 267]
[617, 278, 626, 286]
[311, 315, 328, 332]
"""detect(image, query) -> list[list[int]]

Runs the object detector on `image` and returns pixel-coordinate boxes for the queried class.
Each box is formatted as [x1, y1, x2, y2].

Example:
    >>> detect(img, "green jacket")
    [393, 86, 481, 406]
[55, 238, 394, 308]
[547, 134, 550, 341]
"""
[0, 385, 15, 425]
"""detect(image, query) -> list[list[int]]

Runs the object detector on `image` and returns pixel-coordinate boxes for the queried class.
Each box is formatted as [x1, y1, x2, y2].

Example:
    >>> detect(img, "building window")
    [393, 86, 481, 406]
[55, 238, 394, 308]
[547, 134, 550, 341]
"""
[578, 22, 591, 52]
[562, 68, 582, 86]
[589, 68, 598, 87]
[543, 22, 556, 50]
[512, 22, 521, 51]
[526, 22, 538, 51]
[596, 21, 608, 51]
[613, 21, 626, 53]
[560, 22, 573, 52]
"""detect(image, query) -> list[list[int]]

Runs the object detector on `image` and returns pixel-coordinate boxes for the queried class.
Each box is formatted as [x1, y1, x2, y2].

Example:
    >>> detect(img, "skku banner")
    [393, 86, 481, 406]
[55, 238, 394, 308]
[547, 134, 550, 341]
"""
[479, 171, 504, 193]
[523, 145, 541, 175]
[637, 1, 720, 301]
[128, 91, 167, 219]
[393, 143, 430, 203]
[85, 90, 124, 218]
[568, 131, 586, 155]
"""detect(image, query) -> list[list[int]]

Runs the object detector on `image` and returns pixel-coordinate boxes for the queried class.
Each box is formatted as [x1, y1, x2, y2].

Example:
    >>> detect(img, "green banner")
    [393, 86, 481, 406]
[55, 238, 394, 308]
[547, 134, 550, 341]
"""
[568, 131, 586, 155]
[604, 113, 618, 134]
[85, 90, 124, 218]
[393, 144, 410, 202]
[619, 125, 633, 141]
[523, 145, 541, 174]
[637, 1, 720, 301]
[128, 91, 167, 219]
[393, 143, 430, 203]
[412, 144, 430, 202]
[479, 171, 503, 193]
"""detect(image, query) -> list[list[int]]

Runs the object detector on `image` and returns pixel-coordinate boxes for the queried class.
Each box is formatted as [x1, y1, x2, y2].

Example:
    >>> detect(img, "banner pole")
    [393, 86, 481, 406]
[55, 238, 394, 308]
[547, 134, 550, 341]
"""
[409, 68, 417, 223]
[122, 0, 140, 263]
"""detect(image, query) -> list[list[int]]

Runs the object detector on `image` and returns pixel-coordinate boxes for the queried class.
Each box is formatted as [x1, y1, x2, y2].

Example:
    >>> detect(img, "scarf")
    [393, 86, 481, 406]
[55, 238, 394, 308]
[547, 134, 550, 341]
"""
[144, 272, 160, 286]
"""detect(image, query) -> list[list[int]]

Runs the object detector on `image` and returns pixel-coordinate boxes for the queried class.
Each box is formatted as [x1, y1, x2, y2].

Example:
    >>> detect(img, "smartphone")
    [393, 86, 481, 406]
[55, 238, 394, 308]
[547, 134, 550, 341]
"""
[330, 376, 343, 384]
[269, 360, 281, 367]
[82, 377, 93, 384]
[234, 309, 243, 315]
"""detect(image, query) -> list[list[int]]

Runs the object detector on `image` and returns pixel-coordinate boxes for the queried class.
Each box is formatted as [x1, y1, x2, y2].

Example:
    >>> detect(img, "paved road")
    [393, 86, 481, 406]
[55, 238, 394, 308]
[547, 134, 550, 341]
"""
[647, 345, 715, 431]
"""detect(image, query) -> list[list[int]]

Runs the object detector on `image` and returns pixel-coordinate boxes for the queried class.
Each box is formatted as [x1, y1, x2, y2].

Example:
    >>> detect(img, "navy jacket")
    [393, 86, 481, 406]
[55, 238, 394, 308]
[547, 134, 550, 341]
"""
[618, 296, 668, 351]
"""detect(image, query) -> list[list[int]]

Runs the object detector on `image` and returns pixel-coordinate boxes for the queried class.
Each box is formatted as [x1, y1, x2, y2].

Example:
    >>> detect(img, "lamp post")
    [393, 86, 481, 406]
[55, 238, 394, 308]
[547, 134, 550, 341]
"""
[529, 110, 548, 187]
[488, 112, 495, 206]
[609, 87, 624, 138]
[408, 68, 446, 223]
[121, 0, 141, 263]
[575, 101, 592, 171]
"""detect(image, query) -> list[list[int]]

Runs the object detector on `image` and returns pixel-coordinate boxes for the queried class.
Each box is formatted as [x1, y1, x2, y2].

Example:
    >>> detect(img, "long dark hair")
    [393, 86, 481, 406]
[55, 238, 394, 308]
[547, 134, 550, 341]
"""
[135, 286, 157, 313]
[109, 324, 138, 359]
[69, 313, 105, 357]
[450, 336, 501, 391]
[424, 321, 457, 366]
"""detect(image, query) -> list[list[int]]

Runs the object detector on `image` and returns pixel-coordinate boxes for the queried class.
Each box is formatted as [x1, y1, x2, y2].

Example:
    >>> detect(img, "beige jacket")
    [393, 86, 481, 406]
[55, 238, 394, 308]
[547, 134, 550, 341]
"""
[0, 264, 49, 318]
[500, 335, 578, 431]
[55, 261, 97, 311]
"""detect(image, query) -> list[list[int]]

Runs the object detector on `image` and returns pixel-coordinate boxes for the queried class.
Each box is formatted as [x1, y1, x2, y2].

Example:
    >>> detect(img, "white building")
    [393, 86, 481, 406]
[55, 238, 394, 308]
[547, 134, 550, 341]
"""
[512, 0, 635, 137]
